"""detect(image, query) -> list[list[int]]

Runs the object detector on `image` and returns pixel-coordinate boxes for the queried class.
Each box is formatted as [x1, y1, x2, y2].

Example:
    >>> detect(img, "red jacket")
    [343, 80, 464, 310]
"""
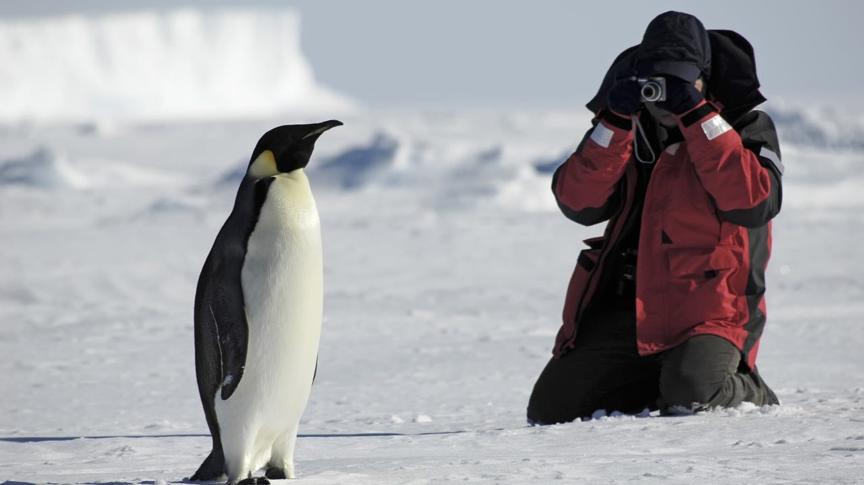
[552, 102, 783, 369]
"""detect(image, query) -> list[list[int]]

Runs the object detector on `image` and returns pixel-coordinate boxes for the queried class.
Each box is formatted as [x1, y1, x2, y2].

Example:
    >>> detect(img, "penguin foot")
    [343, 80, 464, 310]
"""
[237, 477, 270, 485]
[265, 467, 287, 479]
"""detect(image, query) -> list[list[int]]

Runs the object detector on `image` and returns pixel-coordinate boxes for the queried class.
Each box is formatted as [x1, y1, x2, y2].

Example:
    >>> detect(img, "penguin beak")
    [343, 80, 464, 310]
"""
[301, 119, 343, 141]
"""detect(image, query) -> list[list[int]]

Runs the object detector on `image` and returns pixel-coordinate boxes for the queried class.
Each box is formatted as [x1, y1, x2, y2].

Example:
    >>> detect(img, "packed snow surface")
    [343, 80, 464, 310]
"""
[1, 105, 863, 484]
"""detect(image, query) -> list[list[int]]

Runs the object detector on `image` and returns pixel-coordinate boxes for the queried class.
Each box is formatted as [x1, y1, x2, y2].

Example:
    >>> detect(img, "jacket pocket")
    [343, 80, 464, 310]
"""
[561, 247, 602, 328]
[666, 246, 740, 326]
[556, 237, 607, 353]
[663, 201, 722, 247]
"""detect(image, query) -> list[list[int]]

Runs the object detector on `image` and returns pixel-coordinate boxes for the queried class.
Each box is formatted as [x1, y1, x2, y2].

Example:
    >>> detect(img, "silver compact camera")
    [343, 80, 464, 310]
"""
[631, 76, 666, 103]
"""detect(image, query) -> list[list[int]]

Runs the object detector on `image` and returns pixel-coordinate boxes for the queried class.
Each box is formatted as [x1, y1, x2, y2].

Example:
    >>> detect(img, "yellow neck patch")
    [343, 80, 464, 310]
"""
[248, 150, 279, 178]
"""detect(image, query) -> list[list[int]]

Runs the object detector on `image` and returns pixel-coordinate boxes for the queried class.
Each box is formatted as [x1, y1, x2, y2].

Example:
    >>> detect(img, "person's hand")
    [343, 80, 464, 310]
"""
[606, 78, 642, 117]
[655, 76, 704, 115]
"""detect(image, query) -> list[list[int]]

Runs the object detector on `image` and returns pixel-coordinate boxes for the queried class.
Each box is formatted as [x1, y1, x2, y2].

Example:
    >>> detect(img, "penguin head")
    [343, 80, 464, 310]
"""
[247, 119, 343, 179]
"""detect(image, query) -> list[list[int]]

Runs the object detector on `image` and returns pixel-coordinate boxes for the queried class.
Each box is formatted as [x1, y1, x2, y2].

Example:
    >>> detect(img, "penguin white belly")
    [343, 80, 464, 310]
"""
[214, 171, 322, 480]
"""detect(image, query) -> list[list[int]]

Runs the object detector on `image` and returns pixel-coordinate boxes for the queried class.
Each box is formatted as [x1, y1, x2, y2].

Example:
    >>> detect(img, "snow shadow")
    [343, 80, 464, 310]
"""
[0, 430, 476, 444]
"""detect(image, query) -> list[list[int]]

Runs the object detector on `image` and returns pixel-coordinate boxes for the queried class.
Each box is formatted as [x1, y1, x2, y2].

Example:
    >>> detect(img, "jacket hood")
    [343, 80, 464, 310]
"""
[586, 29, 766, 123]
[636, 11, 711, 83]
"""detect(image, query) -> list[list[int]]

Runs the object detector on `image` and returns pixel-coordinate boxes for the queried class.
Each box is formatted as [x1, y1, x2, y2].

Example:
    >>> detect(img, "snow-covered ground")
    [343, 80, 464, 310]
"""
[1, 106, 863, 484]
[2, 6, 864, 485]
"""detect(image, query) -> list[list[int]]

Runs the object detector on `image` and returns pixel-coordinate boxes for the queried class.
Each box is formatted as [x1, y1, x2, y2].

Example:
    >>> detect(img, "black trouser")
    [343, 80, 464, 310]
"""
[527, 303, 779, 424]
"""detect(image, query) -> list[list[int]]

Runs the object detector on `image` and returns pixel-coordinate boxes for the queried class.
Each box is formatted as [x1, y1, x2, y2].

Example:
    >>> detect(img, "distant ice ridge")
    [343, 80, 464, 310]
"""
[767, 105, 864, 151]
[0, 147, 87, 189]
[0, 8, 353, 122]
[313, 132, 404, 189]
[197, 106, 863, 213]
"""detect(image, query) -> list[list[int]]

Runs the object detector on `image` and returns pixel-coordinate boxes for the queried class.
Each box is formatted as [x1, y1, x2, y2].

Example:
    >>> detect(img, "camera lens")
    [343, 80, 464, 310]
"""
[641, 82, 662, 103]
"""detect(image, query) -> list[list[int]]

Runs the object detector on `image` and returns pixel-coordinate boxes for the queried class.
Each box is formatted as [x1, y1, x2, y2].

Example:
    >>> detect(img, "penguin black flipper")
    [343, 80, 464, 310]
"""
[209, 261, 250, 401]
[195, 213, 256, 403]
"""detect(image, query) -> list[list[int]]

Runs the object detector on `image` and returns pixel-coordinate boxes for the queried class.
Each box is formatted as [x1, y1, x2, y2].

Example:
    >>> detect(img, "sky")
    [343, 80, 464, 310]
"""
[2, 0, 863, 111]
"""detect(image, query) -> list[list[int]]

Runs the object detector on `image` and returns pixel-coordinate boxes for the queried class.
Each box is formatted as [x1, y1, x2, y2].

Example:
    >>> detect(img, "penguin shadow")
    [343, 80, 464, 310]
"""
[0, 480, 211, 485]
[0, 479, 227, 485]
[0, 478, 249, 485]
[0, 429, 475, 444]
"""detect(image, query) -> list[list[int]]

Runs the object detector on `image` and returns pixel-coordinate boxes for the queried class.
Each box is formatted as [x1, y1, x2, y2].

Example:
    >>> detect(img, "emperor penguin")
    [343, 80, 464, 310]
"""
[190, 120, 342, 484]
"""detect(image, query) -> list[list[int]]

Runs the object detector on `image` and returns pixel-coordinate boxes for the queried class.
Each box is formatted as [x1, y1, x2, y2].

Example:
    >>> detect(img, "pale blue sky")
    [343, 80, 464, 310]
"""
[3, 1, 862, 111]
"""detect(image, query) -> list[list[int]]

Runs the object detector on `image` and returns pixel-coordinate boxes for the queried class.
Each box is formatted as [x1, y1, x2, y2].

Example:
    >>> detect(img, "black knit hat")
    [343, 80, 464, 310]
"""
[636, 11, 712, 82]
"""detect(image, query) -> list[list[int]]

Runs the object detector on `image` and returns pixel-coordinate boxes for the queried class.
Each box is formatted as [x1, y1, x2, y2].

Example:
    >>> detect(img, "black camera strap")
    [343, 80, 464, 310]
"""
[633, 117, 657, 164]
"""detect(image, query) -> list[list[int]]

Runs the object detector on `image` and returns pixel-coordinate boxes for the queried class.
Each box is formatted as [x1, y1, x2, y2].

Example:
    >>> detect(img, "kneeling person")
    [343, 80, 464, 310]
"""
[528, 11, 783, 423]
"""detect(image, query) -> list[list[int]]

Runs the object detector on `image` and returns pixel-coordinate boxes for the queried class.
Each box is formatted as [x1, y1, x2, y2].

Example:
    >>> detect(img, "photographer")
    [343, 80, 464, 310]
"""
[528, 11, 784, 423]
